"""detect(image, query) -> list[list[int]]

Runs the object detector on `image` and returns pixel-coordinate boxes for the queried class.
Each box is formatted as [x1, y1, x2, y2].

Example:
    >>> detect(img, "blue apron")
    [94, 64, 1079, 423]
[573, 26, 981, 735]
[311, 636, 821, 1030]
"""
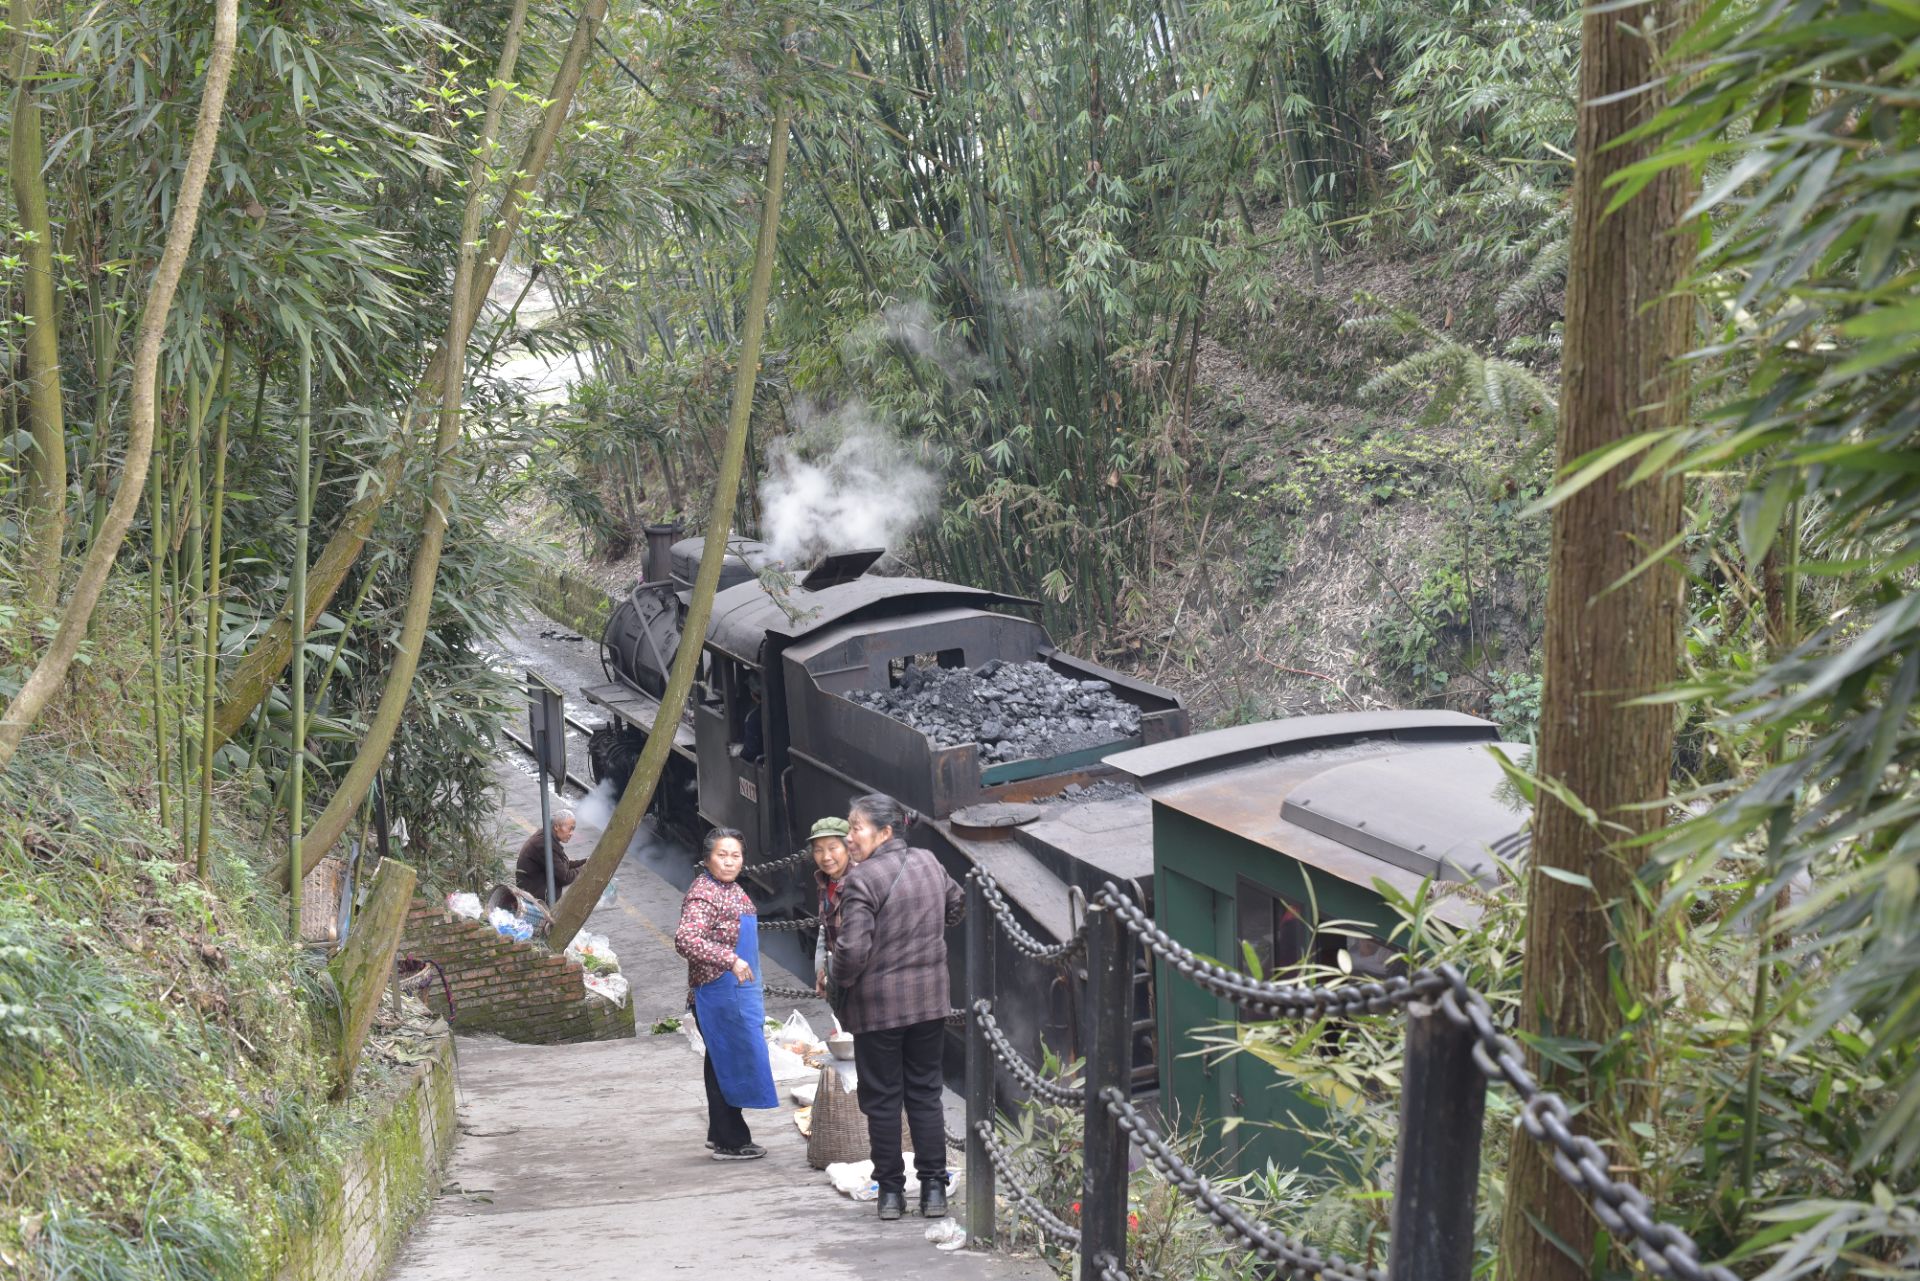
[692, 913, 779, 1109]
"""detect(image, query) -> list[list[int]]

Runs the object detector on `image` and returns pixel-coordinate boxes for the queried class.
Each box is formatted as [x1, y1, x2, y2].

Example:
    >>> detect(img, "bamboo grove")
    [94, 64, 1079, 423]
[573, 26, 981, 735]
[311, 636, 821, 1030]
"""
[4, 0, 1920, 1275]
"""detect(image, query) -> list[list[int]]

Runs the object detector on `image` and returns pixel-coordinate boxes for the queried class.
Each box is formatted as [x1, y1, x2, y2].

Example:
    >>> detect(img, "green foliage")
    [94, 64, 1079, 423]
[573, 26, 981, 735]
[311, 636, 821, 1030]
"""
[1613, 0, 1920, 1222]
[0, 716, 386, 1279]
[1223, 866, 1920, 1277]
[997, 1052, 1297, 1279]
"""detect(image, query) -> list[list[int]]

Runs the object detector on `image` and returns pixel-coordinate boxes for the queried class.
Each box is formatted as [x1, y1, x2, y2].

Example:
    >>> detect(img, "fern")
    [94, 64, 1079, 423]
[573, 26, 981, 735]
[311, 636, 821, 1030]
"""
[1345, 296, 1557, 435]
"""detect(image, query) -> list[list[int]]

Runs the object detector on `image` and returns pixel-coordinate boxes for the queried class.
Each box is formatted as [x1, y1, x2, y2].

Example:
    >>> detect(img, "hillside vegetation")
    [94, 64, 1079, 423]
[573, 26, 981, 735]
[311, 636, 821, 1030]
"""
[0, 591, 410, 1278]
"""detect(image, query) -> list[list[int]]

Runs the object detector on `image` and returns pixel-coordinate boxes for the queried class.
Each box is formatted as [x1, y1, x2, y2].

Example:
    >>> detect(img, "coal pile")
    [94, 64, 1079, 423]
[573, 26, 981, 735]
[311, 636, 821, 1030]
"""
[846, 661, 1143, 763]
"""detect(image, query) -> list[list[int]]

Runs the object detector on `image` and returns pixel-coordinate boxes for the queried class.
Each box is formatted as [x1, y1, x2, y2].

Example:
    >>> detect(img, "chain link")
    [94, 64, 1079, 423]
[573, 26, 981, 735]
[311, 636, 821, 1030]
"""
[970, 866, 1090, 962]
[762, 982, 819, 1001]
[1095, 883, 1446, 1019]
[1095, 1255, 1131, 1281]
[756, 914, 821, 933]
[975, 999, 1087, 1105]
[1104, 1089, 1385, 1281]
[973, 1119, 1082, 1248]
[1432, 966, 1739, 1281]
[750, 846, 817, 875]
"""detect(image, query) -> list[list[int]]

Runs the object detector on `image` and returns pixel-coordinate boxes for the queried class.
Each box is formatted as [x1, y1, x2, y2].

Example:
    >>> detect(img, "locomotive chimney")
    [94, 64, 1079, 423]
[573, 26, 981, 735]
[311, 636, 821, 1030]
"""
[643, 523, 679, 585]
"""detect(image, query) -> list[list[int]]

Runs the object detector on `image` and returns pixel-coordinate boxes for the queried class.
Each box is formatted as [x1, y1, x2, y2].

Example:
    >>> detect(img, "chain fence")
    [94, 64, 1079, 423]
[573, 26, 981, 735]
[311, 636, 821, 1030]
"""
[973, 1119, 1083, 1248]
[1106, 1089, 1384, 1281]
[959, 871, 1742, 1281]
[975, 999, 1086, 1105]
[974, 865, 1091, 962]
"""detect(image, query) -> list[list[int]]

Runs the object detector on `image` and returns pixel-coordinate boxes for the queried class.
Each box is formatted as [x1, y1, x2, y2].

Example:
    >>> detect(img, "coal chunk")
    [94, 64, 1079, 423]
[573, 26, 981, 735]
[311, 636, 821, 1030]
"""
[846, 661, 1143, 763]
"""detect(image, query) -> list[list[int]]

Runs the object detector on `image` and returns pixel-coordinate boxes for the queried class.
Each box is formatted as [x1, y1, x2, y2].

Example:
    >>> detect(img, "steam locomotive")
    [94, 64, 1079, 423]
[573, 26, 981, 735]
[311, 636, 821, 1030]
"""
[584, 525, 1188, 1083]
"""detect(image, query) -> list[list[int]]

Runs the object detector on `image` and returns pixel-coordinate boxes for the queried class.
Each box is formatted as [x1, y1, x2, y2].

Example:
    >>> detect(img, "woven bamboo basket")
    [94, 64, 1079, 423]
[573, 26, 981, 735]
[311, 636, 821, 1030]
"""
[807, 1066, 911, 1169]
[297, 856, 347, 946]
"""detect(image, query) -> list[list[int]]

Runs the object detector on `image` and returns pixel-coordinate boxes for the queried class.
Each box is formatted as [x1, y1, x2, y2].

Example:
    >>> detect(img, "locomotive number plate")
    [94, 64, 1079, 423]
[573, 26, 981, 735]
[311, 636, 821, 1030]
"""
[738, 777, 758, 802]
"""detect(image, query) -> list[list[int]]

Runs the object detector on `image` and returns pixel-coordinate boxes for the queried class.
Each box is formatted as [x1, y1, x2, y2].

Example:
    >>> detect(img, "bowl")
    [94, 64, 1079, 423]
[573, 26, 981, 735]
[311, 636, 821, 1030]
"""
[828, 1033, 856, 1060]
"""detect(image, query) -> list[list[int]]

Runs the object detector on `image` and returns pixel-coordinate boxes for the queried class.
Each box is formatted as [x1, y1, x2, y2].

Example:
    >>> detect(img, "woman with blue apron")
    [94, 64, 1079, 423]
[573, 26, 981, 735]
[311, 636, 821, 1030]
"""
[673, 827, 779, 1159]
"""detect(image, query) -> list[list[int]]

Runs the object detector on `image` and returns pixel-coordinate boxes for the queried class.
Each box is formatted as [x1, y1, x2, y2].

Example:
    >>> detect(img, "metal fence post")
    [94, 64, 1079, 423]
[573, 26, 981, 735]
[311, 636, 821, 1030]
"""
[1080, 898, 1130, 1281]
[965, 874, 996, 1247]
[1386, 998, 1487, 1281]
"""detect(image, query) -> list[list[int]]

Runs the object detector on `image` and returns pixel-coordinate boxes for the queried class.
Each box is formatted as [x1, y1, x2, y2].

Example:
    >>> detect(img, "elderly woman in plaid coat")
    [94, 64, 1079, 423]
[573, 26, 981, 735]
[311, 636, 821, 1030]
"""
[833, 792, 965, 1221]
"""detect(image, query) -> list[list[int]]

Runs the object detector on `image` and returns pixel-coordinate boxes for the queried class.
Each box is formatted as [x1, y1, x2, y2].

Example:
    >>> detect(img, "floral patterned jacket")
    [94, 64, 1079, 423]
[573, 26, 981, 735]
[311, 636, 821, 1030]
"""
[674, 872, 756, 1002]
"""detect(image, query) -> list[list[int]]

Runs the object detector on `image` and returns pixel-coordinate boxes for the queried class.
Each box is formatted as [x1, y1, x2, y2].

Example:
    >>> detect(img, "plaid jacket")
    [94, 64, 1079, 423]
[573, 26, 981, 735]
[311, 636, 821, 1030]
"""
[832, 838, 964, 1034]
[674, 872, 755, 1003]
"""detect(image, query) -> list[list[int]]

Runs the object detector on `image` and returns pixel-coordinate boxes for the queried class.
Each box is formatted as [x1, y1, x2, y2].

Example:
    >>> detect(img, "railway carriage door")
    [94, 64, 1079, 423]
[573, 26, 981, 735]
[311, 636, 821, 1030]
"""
[694, 655, 767, 848]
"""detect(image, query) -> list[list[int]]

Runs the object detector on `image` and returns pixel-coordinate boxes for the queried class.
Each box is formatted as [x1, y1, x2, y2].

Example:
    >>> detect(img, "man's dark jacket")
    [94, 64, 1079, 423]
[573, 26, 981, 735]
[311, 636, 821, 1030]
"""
[514, 828, 582, 903]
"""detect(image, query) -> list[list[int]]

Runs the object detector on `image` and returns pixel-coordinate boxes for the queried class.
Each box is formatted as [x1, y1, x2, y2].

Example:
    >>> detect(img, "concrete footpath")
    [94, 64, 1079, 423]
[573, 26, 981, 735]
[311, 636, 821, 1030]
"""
[384, 611, 1051, 1281]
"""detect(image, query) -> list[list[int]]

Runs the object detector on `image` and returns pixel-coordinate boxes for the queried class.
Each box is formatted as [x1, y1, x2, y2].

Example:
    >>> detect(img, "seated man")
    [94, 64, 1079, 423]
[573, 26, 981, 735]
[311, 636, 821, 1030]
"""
[514, 811, 583, 904]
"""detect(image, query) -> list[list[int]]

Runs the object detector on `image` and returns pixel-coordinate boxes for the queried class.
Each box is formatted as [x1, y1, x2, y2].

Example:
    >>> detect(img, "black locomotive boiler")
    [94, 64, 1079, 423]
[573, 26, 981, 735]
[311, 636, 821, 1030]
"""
[584, 526, 1190, 1087]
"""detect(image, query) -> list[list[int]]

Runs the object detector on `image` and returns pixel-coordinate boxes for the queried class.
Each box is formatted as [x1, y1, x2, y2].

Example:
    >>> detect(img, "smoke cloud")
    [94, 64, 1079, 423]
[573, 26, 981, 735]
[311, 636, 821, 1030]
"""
[757, 402, 940, 565]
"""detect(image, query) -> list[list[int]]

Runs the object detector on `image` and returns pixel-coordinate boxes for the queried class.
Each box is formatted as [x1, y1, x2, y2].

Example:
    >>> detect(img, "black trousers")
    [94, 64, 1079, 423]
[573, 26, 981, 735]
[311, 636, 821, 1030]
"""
[854, 1017, 948, 1196]
[692, 1008, 752, 1149]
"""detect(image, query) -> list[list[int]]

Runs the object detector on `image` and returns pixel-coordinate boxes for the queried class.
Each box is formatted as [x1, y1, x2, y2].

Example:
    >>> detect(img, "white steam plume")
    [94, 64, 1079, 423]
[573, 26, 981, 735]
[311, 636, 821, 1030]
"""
[757, 402, 940, 565]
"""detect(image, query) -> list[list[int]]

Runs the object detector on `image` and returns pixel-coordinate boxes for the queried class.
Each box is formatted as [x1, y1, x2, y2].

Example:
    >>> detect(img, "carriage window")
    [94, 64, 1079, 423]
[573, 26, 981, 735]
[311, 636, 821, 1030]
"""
[1232, 876, 1401, 1018]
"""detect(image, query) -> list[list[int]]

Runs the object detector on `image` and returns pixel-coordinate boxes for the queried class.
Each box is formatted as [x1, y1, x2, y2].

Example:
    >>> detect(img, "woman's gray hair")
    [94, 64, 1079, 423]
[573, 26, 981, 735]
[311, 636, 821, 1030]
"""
[849, 793, 914, 838]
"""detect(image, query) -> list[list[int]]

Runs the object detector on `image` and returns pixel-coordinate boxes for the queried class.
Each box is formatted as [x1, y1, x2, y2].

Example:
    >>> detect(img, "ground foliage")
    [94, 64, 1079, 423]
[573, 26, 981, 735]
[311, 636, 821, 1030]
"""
[0, 588, 404, 1279]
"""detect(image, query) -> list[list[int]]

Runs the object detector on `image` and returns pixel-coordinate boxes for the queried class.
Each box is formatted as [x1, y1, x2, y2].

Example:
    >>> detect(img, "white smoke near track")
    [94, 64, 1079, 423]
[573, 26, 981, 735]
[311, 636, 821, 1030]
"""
[758, 402, 940, 565]
[574, 778, 618, 832]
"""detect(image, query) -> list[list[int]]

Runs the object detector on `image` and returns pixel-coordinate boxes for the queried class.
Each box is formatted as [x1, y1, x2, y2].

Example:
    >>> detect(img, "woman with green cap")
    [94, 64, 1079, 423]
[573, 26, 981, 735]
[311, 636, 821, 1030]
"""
[808, 816, 852, 1003]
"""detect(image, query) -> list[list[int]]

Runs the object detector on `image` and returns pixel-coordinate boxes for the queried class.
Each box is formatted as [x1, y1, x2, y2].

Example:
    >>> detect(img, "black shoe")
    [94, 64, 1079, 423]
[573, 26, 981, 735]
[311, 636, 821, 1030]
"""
[878, 1191, 907, 1220]
[920, 1182, 949, 1218]
[711, 1143, 766, 1161]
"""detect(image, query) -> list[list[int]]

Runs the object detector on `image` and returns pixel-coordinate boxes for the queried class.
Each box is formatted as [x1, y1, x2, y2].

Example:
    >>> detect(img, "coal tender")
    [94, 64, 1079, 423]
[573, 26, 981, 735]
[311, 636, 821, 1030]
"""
[585, 527, 1190, 1087]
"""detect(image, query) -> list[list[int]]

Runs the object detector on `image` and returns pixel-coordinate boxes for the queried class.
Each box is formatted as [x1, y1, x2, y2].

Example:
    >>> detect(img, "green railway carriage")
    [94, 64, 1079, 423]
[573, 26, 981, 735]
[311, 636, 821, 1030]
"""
[1108, 712, 1529, 1178]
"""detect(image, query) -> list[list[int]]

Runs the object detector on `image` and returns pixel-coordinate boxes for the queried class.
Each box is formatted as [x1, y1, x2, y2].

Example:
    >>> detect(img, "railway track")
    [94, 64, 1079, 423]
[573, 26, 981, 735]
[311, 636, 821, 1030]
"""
[501, 680, 599, 797]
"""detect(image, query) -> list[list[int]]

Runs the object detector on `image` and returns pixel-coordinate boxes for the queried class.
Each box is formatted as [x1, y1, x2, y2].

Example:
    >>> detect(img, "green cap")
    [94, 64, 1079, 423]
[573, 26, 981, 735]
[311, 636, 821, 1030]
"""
[808, 817, 851, 842]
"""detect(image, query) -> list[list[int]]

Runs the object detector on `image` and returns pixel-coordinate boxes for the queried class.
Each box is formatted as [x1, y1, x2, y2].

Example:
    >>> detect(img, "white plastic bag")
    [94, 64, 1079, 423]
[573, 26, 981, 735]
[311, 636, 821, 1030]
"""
[826, 1159, 878, 1201]
[825, 1157, 924, 1201]
[583, 972, 629, 1008]
[926, 1220, 967, 1251]
[789, 1081, 818, 1107]
[764, 1041, 814, 1083]
[487, 907, 532, 941]
[566, 930, 620, 974]
[773, 1008, 816, 1048]
[446, 891, 483, 920]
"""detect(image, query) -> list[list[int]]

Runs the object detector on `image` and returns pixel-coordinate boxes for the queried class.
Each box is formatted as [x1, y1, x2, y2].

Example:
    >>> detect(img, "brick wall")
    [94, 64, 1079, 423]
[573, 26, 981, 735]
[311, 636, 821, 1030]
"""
[278, 1034, 456, 1281]
[400, 894, 635, 1044]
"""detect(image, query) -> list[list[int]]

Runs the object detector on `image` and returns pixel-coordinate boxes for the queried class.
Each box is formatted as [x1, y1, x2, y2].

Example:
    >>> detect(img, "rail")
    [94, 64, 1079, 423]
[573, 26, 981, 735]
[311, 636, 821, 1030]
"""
[961, 867, 1739, 1281]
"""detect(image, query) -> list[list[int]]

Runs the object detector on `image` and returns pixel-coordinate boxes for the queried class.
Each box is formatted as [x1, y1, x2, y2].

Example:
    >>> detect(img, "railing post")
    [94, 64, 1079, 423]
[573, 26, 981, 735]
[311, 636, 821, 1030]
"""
[1386, 998, 1487, 1281]
[965, 873, 996, 1248]
[1079, 896, 1130, 1281]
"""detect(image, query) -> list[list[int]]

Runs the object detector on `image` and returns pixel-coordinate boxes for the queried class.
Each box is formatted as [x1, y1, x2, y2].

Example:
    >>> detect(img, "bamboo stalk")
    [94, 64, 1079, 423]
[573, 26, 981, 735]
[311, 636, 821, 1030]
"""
[0, 0, 238, 770]
[149, 420, 172, 837]
[289, 336, 312, 925]
[550, 17, 798, 951]
[195, 342, 236, 881]
[285, 0, 534, 877]
[10, 0, 67, 613]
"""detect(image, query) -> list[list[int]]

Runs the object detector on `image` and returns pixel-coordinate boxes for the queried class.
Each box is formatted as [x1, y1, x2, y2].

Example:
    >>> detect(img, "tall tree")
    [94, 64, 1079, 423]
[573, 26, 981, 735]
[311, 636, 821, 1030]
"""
[548, 22, 796, 951]
[8, 0, 66, 612]
[1495, 1, 1697, 1277]
[0, 0, 238, 771]
[286, 0, 535, 875]
[208, 0, 609, 753]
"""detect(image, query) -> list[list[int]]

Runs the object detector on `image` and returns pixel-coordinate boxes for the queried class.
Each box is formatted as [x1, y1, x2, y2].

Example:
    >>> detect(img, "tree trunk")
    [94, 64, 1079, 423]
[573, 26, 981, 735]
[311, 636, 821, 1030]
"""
[283, 0, 534, 879]
[549, 25, 797, 952]
[206, 0, 610, 754]
[0, 0, 239, 771]
[1495, 3, 1697, 1279]
[9, 0, 67, 613]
